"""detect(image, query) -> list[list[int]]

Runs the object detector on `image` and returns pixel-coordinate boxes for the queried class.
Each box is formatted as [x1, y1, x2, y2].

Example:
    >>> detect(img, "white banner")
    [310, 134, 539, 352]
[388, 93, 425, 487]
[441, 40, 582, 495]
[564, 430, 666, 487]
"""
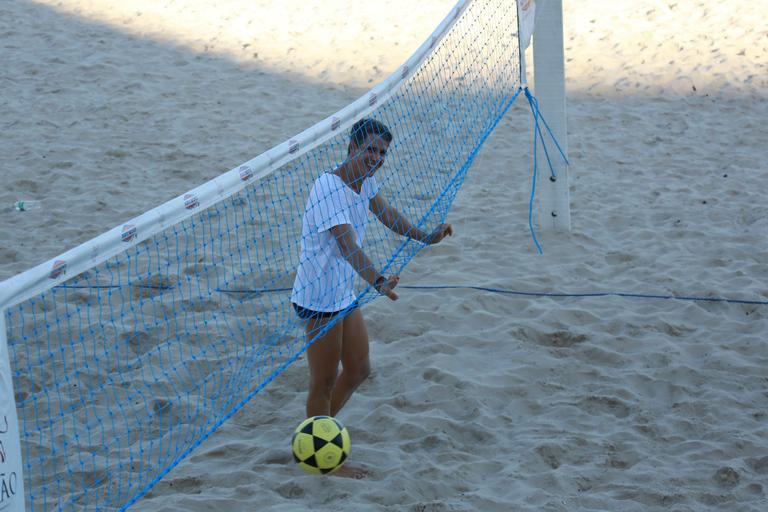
[518, 0, 536, 50]
[0, 313, 25, 511]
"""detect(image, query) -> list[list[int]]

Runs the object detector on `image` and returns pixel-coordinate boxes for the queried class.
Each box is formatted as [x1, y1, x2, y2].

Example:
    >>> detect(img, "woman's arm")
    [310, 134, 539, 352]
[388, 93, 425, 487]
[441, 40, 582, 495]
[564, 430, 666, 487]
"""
[369, 192, 428, 241]
[369, 193, 453, 244]
[329, 223, 399, 299]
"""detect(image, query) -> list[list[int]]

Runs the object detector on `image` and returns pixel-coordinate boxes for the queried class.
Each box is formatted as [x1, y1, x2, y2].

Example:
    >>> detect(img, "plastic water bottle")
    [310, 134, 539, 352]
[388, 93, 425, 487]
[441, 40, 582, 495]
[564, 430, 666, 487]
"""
[13, 200, 41, 211]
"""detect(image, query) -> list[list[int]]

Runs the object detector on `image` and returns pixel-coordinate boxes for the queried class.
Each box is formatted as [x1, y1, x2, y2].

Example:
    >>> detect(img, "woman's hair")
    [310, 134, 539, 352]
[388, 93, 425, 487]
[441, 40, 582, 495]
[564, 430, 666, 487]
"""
[349, 118, 393, 148]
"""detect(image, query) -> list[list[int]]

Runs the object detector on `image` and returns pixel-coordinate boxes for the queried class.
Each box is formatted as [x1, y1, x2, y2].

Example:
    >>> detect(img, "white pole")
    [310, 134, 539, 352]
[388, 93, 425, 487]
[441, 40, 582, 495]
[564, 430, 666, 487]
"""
[532, 0, 571, 231]
[0, 311, 25, 511]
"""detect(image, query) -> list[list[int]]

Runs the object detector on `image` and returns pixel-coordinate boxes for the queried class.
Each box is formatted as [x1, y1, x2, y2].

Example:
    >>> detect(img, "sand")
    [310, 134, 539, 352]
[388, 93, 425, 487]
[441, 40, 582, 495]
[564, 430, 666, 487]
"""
[1, 0, 767, 510]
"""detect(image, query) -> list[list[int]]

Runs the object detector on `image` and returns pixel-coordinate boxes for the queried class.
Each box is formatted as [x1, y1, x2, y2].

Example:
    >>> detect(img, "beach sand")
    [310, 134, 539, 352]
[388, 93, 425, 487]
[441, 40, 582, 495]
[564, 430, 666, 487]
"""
[1, 0, 767, 510]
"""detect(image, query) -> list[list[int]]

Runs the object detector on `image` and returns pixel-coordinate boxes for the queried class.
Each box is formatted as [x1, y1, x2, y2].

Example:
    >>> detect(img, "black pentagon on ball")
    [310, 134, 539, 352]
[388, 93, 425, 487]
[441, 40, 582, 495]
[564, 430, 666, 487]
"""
[330, 433, 344, 449]
[313, 435, 328, 452]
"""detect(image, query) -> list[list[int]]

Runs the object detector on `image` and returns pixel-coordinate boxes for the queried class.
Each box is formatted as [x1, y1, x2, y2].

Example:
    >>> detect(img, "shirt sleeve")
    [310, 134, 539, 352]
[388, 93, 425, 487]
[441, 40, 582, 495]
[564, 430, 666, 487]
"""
[363, 175, 380, 200]
[307, 174, 352, 233]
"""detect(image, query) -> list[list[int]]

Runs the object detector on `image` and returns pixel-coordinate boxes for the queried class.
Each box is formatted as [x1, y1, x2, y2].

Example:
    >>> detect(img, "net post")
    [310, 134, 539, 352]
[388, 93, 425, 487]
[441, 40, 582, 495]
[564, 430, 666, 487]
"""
[532, 0, 571, 231]
[0, 310, 25, 511]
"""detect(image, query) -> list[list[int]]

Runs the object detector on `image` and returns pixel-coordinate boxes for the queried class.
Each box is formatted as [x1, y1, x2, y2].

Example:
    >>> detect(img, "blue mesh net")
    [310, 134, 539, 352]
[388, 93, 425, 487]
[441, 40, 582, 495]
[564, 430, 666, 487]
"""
[3, 1, 522, 509]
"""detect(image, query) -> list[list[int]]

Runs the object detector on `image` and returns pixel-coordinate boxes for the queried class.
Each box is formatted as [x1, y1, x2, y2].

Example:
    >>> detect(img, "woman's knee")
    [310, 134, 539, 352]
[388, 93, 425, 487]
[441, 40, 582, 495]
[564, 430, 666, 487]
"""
[347, 359, 371, 385]
[310, 372, 338, 395]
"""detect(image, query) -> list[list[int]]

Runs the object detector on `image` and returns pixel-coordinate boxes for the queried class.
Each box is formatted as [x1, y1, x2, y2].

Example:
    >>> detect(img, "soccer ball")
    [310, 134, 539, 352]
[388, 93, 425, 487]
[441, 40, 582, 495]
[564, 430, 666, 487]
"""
[291, 416, 351, 475]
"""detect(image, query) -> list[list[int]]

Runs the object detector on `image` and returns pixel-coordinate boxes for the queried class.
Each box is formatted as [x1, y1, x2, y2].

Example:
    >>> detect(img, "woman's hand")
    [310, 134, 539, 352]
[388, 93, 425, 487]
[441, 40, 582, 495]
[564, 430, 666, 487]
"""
[375, 275, 400, 300]
[424, 223, 453, 245]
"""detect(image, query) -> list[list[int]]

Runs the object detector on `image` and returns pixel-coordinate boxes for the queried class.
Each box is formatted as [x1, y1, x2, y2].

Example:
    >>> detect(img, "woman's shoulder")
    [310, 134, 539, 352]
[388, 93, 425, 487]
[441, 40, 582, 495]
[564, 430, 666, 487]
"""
[362, 175, 380, 198]
[311, 171, 342, 193]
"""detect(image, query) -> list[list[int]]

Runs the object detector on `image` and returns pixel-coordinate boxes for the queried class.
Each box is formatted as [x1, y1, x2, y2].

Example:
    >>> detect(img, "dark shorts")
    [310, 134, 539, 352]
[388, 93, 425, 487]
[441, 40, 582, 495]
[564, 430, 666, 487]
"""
[292, 302, 357, 321]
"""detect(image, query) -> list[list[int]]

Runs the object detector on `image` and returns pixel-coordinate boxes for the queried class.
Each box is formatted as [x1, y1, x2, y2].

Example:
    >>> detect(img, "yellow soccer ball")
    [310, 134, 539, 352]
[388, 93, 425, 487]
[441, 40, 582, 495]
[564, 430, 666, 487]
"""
[291, 416, 351, 475]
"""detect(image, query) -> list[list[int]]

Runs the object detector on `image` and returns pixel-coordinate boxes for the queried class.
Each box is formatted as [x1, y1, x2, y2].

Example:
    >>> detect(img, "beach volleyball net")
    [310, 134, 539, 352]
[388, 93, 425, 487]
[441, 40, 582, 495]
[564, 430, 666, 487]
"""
[0, 0, 526, 509]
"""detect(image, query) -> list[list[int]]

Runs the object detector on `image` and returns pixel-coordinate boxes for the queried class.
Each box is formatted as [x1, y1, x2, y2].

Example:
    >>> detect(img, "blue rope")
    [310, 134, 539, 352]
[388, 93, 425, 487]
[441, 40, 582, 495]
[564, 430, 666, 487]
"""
[530, 95, 558, 180]
[397, 285, 768, 306]
[523, 87, 570, 255]
[524, 88, 569, 166]
[57, 284, 767, 306]
[211, 285, 768, 306]
[525, 89, 543, 254]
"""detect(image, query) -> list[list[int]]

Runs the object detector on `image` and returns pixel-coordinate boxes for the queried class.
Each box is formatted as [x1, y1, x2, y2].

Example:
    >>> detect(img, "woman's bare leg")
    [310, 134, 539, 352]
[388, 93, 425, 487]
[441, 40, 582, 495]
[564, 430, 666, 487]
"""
[303, 310, 373, 479]
[305, 316, 343, 417]
[330, 308, 371, 416]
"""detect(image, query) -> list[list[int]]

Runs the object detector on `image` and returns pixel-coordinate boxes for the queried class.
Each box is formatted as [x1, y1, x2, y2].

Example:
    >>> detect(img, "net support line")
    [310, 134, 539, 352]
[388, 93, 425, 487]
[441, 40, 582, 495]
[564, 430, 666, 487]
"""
[524, 86, 570, 253]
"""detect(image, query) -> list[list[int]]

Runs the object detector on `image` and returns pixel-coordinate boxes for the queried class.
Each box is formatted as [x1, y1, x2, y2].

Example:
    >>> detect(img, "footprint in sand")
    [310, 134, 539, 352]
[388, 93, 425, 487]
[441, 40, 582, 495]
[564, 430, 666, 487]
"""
[422, 367, 464, 388]
[746, 455, 768, 474]
[276, 482, 305, 499]
[181, 298, 221, 312]
[164, 475, 204, 494]
[120, 329, 160, 356]
[182, 263, 219, 278]
[540, 330, 588, 347]
[712, 466, 740, 487]
[131, 274, 178, 300]
[515, 327, 587, 348]
[578, 395, 632, 418]
[605, 251, 634, 264]
[536, 444, 564, 469]
[333, 464, 375, 480]
[413, 502, 449, 512]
